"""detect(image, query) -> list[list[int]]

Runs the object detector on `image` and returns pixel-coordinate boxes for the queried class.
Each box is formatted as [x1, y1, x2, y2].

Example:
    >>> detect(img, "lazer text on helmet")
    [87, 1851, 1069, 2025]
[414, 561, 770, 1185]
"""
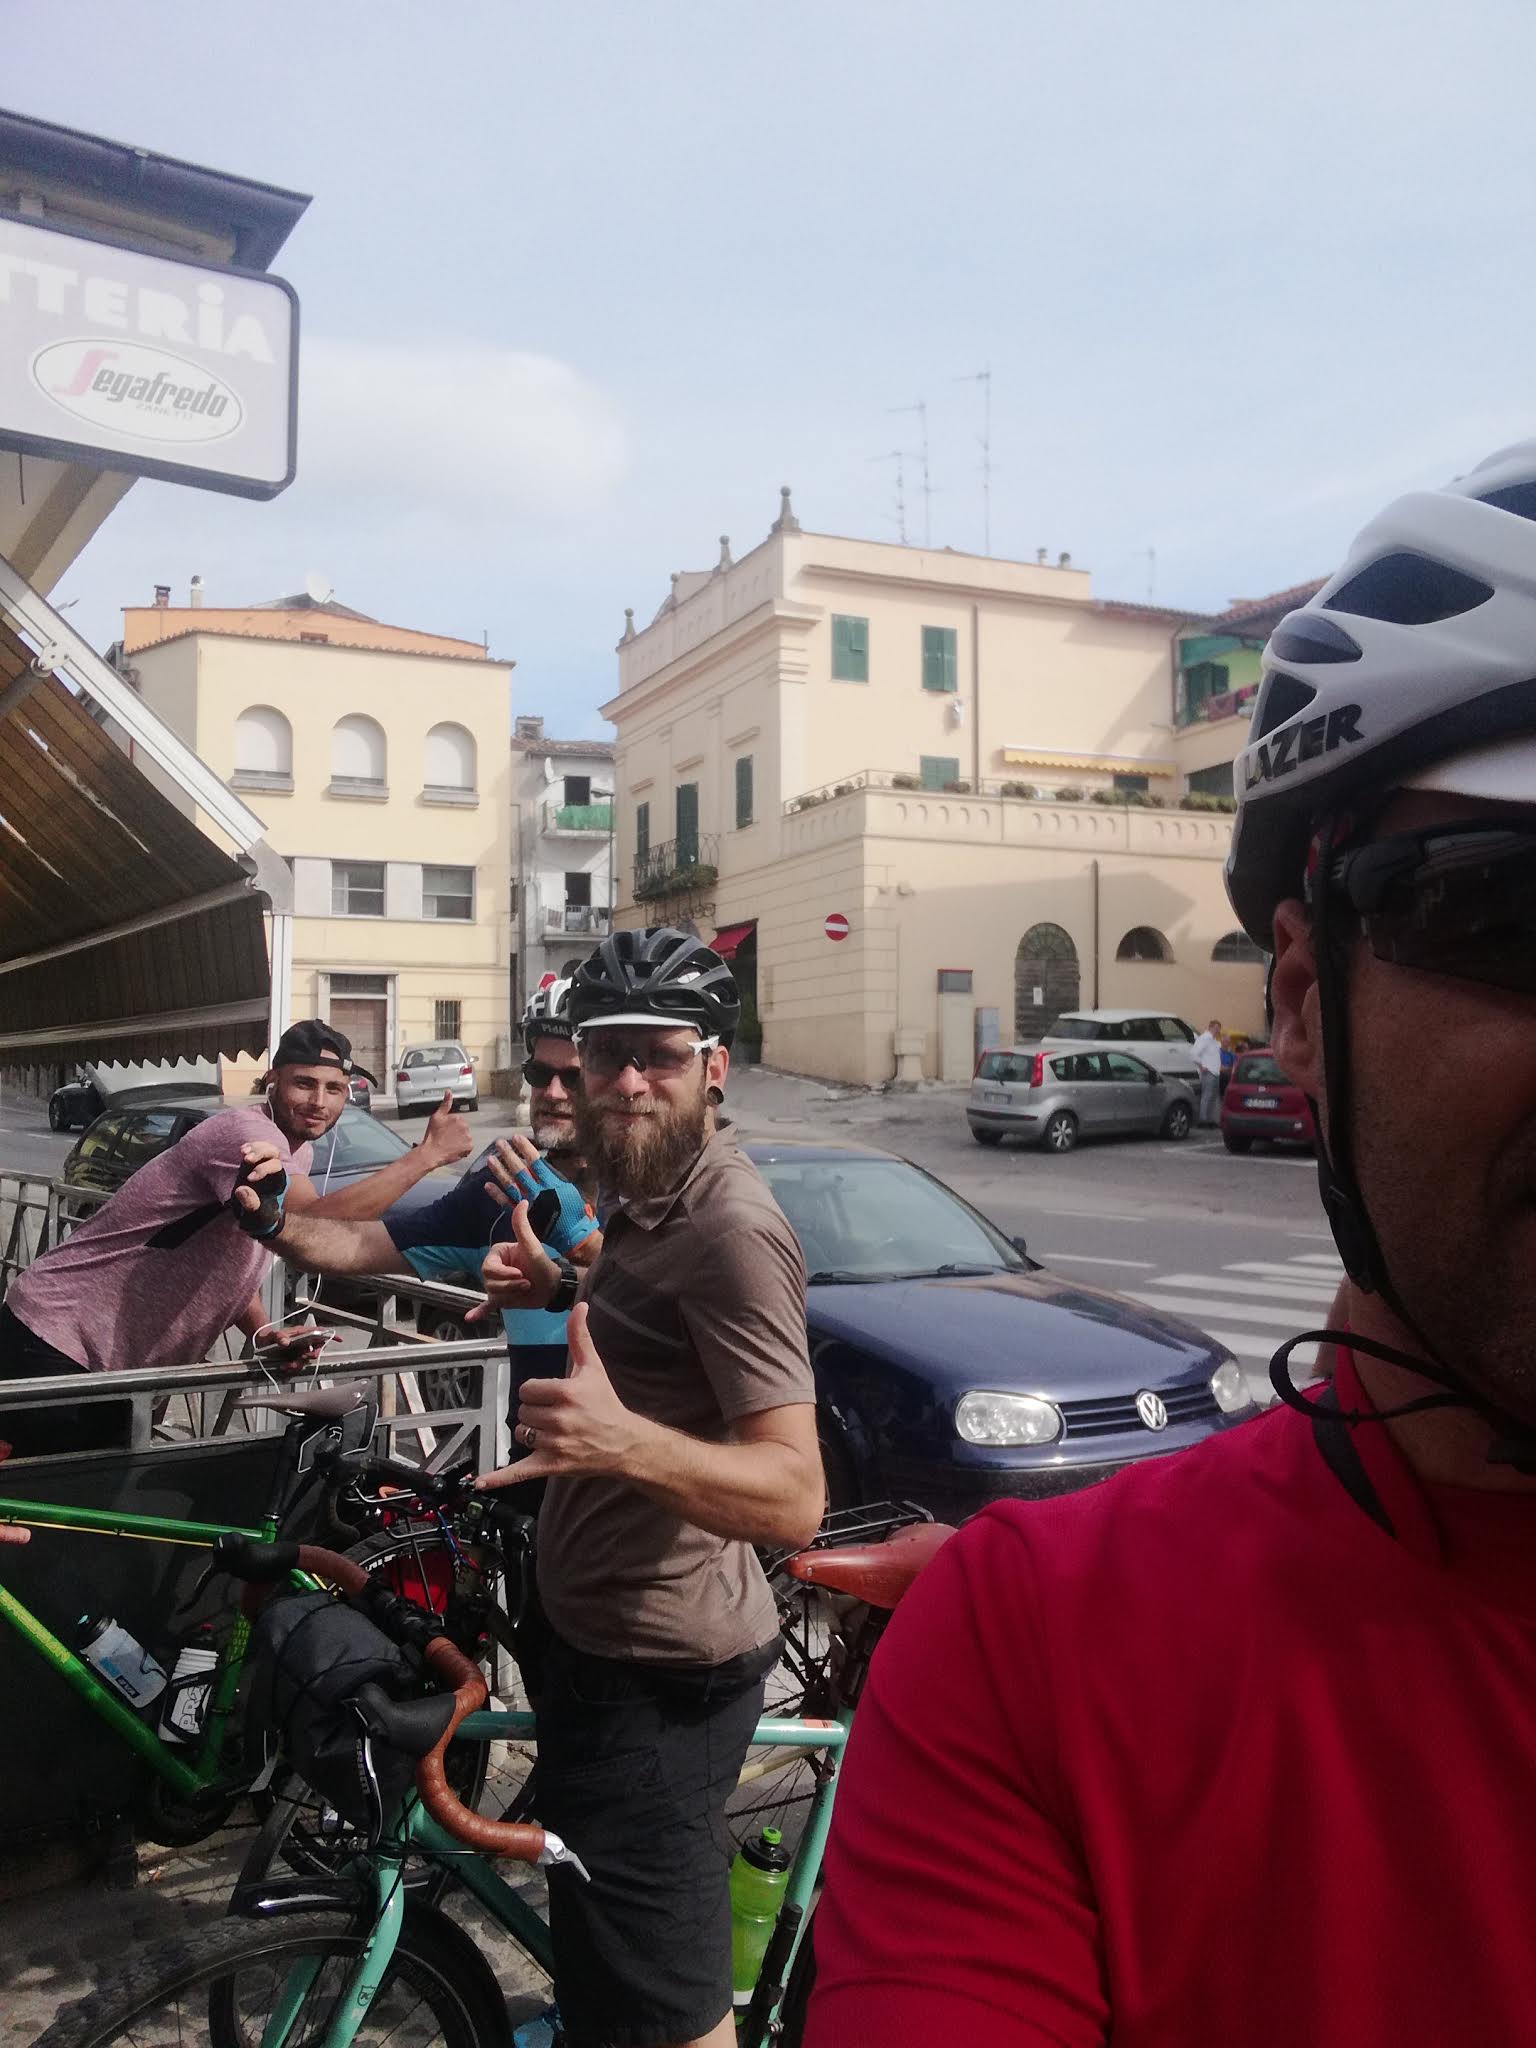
[1243, 704, 1364, 790]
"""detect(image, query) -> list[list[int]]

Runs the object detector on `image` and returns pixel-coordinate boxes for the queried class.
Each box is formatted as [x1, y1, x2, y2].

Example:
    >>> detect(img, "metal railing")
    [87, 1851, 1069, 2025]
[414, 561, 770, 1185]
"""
[0, 1171, 509, 1473]
[543, 800, 613, 834]
[782, 770, 1206, 813]
[542, 903, 611, 935]
[633, 833, 720, 901]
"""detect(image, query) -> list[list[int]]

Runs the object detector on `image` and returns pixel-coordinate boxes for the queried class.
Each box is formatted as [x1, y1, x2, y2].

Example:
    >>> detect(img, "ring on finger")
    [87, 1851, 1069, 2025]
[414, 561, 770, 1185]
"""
[519, 1423, 537, 1449]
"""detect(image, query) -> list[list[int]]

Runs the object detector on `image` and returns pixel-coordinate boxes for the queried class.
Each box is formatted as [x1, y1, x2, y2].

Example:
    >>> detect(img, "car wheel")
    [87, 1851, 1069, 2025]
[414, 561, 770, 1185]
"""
[1161, 1101, 1192, 1142]
[462, 1096, 479, 1114]
[1223, 1134, 1253, 1154]
[47, 1098, 63, 1131]
[1042, 1110, 1078, 1154]
[419, 1310, 483, 1411]
[970, 1125, 1003, 1147]
[817, 1420, 859, 1515]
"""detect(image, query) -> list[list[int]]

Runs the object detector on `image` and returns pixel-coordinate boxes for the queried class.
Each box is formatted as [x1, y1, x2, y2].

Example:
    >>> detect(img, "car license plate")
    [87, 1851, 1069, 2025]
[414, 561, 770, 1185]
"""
[1244, 1095, 1279, 1109]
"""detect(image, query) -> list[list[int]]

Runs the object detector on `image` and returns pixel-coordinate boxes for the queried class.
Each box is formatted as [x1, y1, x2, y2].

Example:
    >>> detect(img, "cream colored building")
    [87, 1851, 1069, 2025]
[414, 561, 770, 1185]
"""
[606, 494, 1270, 1086]
[122, 587, 514, 1086]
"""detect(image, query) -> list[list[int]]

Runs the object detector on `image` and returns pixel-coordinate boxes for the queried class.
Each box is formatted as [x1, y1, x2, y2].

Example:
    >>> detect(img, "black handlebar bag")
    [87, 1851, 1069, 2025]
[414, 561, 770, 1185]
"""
[248, 1590, 419, 1824]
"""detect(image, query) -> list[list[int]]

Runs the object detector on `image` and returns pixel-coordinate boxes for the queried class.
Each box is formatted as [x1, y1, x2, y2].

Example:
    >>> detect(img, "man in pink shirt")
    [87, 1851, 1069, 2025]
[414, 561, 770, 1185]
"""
[0, 1020, 470, 1457]
[808, 444, 1536, 2045]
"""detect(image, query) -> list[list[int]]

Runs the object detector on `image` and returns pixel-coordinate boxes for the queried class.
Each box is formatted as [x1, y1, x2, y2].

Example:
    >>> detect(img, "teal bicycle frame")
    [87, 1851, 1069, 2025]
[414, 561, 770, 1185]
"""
[266, 1703, 848, 2048]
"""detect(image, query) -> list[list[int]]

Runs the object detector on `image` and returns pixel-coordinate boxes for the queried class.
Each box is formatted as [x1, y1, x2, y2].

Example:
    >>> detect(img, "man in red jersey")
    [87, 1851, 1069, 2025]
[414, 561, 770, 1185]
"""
[806, 443, 1536, 2048]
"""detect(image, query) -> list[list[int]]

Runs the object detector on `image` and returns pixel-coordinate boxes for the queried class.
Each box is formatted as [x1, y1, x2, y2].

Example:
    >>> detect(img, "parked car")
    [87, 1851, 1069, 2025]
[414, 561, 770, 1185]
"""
[61, 1093, 448, 1221]
[347, 1072, 373, 1114]
[47, 1071, 103, 1132]
[1221, 1048, 1316, 1154]
[395, 1041, 477, 1116]
[1043, 1009, 1201, 1082]
[745, 1138, 1254, 1520]
[967, 1044, 1196, 1152]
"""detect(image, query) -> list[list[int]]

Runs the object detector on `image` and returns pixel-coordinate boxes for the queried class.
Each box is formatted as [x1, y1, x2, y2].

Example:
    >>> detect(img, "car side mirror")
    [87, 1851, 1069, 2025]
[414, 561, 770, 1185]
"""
[1147, 1073, 1159, 1084]
[1010, 1234, 1029, 1257]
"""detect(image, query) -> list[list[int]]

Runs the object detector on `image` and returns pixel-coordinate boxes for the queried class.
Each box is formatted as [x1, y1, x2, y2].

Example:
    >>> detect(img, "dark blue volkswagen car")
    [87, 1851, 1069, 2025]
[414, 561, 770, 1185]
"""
[744, 1138, 1256, 1522]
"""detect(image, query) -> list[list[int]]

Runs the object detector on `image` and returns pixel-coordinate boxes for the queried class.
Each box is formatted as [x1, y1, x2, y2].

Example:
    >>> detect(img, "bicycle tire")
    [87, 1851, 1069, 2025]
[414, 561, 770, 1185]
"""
[32, 1905, 511, 2048]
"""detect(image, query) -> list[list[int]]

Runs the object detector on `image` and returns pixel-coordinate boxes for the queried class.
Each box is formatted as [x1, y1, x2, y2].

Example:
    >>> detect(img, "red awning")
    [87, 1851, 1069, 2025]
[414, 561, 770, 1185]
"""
[712, 919, 757, 960]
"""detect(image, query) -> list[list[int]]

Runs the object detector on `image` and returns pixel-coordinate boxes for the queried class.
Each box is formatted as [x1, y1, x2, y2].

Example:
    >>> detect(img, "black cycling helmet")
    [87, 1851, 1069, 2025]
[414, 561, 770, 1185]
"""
[568, 926, 741, 1048]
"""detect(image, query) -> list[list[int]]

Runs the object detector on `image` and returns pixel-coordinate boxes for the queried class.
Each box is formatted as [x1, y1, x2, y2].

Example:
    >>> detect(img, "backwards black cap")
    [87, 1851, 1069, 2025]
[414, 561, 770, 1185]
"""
[271, 1019, 378, 1087]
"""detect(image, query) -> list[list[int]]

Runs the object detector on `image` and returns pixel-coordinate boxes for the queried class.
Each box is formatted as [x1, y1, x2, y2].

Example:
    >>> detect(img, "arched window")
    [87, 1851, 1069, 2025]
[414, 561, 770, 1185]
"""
[1014, 922, 1080, 1038]
[424, 721, 476, 794]
[232, 705, 292, 786]
[1213, 929, 1267, 964]
[330, 714, 387, 792]
[1116, 926, 1173, 963]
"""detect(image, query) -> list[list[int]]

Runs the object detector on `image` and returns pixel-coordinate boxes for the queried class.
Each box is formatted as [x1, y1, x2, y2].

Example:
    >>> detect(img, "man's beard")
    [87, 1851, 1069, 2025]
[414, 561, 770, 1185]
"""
[575, 1081, 711, 1203]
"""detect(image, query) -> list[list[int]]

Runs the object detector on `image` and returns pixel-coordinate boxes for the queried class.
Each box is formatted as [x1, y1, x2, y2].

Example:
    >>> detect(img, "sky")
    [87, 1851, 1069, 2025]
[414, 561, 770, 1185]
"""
[10, 0, 1536, 737]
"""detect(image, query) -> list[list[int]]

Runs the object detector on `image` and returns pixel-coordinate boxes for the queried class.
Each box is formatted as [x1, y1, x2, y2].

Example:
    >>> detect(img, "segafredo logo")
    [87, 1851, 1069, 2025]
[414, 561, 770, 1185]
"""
[31, 338, 243, 445]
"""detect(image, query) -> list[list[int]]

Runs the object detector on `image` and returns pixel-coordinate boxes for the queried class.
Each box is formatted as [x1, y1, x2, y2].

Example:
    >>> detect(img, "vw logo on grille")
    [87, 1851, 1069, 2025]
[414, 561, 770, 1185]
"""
[1135, 1390, 1169, 1432]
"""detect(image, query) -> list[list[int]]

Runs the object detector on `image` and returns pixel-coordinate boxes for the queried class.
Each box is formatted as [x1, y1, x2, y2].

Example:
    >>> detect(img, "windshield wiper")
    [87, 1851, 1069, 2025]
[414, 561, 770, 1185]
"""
[806, 1269, 894, 1286]
[894, 1263, 1011, 1280]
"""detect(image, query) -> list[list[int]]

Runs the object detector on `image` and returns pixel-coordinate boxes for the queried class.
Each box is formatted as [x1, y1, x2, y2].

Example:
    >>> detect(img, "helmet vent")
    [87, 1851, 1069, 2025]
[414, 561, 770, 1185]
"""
[1267, 616, 1362, 666]
[1324, 550, 1493, 626]
[1475, 480, 1536, 522]
[1253, 671, 1317, 739]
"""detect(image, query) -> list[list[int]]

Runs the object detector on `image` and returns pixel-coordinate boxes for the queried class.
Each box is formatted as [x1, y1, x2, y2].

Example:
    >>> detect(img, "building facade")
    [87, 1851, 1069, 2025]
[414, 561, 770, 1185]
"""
[510, 715, 614, 1014]
[122, 587, 515, 1086]
[1173, 581, 1326, 799]
[606, 495, 1272, 1085]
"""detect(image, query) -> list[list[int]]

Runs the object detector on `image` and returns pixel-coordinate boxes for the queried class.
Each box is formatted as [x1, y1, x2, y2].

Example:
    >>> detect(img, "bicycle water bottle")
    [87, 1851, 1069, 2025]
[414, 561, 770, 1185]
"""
[159, 1624, 218, 1743]
[729, 1825, 792, 2004]
[78, 1615, 168, 1709]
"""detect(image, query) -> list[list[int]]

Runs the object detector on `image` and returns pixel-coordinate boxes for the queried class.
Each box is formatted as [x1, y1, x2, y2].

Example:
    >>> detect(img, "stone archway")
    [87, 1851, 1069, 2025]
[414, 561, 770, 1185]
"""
[1015, 922, 1080, 1039]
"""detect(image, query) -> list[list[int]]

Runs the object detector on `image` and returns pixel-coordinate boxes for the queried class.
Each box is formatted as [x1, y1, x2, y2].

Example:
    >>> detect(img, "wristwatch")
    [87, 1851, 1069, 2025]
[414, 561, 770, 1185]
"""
[546, 1259, 580, 1314]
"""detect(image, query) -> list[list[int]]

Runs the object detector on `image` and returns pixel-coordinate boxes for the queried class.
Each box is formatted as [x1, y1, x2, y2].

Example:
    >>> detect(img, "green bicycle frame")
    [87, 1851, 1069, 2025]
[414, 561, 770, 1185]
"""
[0, 1494, 280, 1803]
[271, 1705, 849, 2048]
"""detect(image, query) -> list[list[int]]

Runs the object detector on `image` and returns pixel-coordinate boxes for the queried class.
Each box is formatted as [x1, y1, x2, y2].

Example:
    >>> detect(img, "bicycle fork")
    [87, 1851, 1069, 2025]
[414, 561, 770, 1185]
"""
[261, 1858, 408, 2048]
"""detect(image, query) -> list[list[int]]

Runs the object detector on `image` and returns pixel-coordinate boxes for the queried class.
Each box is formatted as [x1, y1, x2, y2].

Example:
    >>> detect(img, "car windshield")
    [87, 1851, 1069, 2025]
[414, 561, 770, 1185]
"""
[1235, 1054, 1290, 1086]
[754, 1155, 1026, 1283]
[308, 1107, 411, 1179]
[403, 1045, 458, 1068]
[1045, 1017, 1098, 1041]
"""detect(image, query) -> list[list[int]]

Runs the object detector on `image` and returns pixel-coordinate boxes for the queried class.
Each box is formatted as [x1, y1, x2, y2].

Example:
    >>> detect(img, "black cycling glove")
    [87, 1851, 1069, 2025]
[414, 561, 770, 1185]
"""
[232, 1159, 289, 1241]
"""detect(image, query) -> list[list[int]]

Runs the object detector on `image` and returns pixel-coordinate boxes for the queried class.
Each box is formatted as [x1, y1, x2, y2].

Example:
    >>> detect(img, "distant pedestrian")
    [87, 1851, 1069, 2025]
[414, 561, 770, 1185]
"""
[1192, 1018, 1223, 1125]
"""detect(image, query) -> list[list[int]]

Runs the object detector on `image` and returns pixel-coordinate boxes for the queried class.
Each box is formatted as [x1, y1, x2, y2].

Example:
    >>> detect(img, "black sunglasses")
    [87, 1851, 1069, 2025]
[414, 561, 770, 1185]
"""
[522, 1056, 583, 1090]
[1330, 822, 1536, 997]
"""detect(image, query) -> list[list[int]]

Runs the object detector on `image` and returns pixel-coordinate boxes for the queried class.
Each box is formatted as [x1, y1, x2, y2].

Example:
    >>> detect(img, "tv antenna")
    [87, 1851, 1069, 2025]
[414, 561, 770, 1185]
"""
[1147, 546, 1158, 604]
[868, 449, 912, 545]
[887, 400, 931, 546]
[953, 367, 992, 555]
[304, 569, 334, 605]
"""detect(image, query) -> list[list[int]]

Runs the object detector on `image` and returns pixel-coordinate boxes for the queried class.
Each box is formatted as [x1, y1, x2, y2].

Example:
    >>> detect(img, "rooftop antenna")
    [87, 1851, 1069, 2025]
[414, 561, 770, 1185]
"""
[303, 569, 334, 605]
[1147, 546, 1157, 605]
[868, 448, 911, 545]
[953, 367, 992, 554]
[887, 400, 931, 546]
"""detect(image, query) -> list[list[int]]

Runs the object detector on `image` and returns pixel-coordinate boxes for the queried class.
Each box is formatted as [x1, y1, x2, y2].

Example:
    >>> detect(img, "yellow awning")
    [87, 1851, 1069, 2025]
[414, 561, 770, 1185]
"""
[1002, 748, 1177, 778]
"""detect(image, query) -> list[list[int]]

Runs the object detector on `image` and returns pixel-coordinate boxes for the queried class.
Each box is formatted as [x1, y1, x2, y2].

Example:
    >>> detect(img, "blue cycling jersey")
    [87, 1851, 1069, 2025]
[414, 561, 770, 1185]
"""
[386, 1165, 572, 1355]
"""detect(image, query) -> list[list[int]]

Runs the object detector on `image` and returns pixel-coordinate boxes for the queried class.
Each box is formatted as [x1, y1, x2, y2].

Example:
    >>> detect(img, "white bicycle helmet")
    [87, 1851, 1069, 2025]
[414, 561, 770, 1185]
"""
[521, 975, 574, 1051]
[1228, 439, 1536, 945]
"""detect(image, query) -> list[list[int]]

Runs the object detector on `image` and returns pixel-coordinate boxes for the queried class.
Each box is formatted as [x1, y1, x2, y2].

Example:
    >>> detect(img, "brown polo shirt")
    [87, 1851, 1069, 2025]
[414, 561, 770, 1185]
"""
[535, 1121, 814, 1666]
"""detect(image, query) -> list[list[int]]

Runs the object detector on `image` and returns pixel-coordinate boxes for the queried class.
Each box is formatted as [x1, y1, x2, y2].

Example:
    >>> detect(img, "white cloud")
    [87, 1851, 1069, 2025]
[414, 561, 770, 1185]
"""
[296, 338, 631, 524]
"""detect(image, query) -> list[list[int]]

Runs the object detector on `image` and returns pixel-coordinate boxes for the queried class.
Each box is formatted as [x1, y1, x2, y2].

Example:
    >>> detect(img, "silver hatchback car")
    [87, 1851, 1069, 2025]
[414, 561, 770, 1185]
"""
[394, 1040, 478, 1116]
[968, 1044, 1196, 1154]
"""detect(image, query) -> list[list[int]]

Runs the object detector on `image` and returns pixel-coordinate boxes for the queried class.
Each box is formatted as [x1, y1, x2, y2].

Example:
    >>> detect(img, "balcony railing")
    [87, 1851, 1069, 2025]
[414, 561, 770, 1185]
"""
[782, 770, 1234, 815]
[1176, 681, 1257, 729]
[542, 904, 612, 935]
[633, 834, 720, 903]
[543, 800, 613, 835]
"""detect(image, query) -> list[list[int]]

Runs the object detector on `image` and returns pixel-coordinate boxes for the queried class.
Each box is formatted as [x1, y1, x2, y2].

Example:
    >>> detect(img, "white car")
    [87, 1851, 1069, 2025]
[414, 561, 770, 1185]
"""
[394, 1040, 478, 1115]
[1042, 1010, 1201, 1083]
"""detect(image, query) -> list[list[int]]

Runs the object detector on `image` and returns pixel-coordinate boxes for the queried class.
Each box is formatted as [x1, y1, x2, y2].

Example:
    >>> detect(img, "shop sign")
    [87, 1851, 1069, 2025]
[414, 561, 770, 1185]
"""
[0, 210, 297, 498]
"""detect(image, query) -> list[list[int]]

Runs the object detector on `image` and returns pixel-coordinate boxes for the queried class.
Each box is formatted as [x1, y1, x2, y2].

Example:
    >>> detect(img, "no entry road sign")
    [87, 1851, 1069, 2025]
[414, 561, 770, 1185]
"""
[825, 912, 850, 942]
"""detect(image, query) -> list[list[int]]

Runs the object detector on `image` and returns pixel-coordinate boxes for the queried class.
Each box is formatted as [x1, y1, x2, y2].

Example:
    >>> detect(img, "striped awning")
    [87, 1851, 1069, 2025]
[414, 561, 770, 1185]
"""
[0, 564, 280, 1069]
[1002, 748, 1177, 779]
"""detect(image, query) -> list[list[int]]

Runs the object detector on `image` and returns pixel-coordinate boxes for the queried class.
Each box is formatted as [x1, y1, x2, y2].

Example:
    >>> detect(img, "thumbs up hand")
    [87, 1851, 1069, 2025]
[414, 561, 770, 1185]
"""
[476, 1305, 643, 1487]
[468, 1198, 561, 1318]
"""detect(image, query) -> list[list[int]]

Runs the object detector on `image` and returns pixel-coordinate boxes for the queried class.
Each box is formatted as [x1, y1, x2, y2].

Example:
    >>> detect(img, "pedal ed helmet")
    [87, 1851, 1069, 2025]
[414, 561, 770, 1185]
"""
[567, 926, 741, 1048]
[521, 976, 574, 1053]
[1228, 439, 1536, 946]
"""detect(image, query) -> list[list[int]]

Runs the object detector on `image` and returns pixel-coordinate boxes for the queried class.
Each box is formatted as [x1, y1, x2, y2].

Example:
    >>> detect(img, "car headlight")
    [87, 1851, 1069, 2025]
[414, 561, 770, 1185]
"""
[954, 1391, 1063, 1447]
[1209, 1359, 1253, 1414]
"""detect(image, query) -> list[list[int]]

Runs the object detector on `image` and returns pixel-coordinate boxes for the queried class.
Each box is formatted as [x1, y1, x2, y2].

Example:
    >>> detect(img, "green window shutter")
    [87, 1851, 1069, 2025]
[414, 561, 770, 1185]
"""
[735, 755, 754, 828]
[675, 782, 699, 859]
[635, 801, 650, 858]
[832, 614, 869, 682]
[922, 624, 958, 691]
[920, 755, 961, 790]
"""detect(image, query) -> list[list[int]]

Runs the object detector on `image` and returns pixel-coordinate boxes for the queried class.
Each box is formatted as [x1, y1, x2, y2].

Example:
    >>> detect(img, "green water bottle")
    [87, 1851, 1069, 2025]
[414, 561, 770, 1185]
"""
[729, 1825, 792, 2007]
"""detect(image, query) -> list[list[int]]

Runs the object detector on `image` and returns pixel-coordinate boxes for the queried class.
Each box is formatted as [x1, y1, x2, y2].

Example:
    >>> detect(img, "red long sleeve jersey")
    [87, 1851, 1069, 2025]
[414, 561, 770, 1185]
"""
[807, 1356, 1536, 2048]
